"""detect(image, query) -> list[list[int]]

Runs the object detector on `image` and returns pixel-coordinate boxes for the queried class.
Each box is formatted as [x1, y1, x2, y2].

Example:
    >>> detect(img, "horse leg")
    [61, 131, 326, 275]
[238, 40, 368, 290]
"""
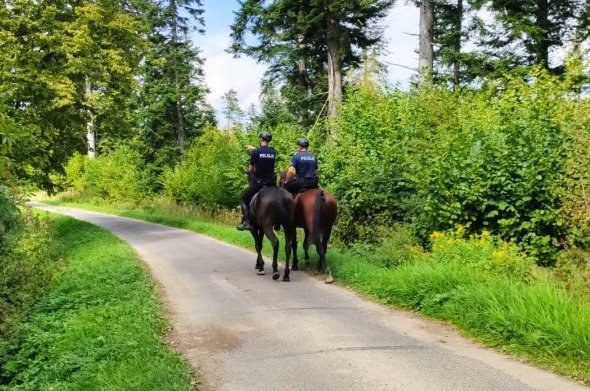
[263, 225, 280, 280]
[322, 226, 334, 284]
[314, 235, 333, 284]
[291, 231, 299, 271]
[282, 226, 293, 282]
[252, 229, 265, 275]
[322, 225, 333, 255]
[315, 235, 324, 273]
[303, 228, 312, 269]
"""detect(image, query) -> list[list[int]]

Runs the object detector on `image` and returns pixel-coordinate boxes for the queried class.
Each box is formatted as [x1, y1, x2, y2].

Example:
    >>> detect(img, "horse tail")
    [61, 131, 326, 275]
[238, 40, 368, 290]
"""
[312, 190, 324, 244]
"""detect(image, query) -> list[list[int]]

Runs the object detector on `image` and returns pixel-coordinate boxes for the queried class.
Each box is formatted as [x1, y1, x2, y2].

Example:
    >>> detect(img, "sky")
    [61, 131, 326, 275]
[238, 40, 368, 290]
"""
[197, 1, 420, 120]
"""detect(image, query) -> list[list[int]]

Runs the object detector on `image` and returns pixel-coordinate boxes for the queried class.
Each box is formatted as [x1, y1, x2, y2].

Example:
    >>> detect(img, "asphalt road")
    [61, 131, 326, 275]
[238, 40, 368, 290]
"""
[31, 203, 589, 391]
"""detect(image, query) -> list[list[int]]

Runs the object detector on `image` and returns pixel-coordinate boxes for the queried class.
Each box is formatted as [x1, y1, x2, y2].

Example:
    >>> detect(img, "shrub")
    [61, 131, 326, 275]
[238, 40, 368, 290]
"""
[323, 68, 590, 264]
[0, 210, 63, 352]
[429, 228, 535, 281]
[162, 127, 245, 208]
[0, 185, 19, 249]
[64, 146, 150, 205]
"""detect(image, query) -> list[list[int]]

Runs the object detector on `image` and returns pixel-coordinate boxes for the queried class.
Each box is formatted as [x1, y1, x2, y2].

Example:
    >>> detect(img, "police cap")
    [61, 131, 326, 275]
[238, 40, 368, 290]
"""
[296, 137, 309, 148]
[259, 131, 272, 142]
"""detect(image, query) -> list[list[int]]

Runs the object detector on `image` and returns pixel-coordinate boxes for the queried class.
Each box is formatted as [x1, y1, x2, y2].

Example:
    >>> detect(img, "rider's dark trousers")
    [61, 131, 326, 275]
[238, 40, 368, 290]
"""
[240, 178, 276, 222]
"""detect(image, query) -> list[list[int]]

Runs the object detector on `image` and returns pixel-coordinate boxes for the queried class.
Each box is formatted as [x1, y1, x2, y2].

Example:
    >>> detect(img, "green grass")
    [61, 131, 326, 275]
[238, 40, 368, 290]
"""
[332, 257, 590, 381]
[40, 197, 590, 385]
[1, 213, 196, 391]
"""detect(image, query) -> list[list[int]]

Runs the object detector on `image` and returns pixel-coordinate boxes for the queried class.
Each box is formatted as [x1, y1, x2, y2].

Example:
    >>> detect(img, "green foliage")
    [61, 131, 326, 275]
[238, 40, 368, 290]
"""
[0, 211, 63, 363]
[0, 0, 150, 191]
[0, 185, 19, 248]
[162, 127, 245, 207]
[429, 228, 535, 281]
[321, 83, 413, 242]
[323, 69, 590, 264]
[349, 226, 425, 269]
[553, 248, 590, 298]
[1, 215, 194, 390]
[136, 0, 214, 171]
[64, 147, 150, 204]
[330, 231, 590, 382]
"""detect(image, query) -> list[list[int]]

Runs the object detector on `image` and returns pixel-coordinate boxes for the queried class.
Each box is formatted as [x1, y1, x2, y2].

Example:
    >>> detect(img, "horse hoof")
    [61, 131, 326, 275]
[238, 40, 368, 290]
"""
[325, 275, 334, 284]
[282, 275, 290, 282]
[292, 264, 299, 271]
[273, 273, 280, 280]
[257, 270, 265, 275]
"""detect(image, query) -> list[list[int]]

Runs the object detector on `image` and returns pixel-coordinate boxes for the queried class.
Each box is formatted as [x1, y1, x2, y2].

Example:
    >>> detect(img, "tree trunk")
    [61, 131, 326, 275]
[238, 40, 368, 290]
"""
[535, 0, 549, 69]
[326, 14, 342, 118]
[453, 0, 463, 91]
[418, 0, 434, 85]
[171, 0, 186, 157]
[85, 77, 96, 158]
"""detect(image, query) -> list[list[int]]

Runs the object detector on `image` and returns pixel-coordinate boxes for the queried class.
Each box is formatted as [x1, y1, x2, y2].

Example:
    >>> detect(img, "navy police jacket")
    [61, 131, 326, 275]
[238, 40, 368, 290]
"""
[290, 151, 318, 180]
[250, 145, 276, 182]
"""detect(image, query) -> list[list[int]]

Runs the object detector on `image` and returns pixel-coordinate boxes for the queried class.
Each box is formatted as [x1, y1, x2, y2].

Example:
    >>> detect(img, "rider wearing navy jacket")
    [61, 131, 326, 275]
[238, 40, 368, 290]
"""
[237, 131, 277, 231]
[284, 137, 319, 194]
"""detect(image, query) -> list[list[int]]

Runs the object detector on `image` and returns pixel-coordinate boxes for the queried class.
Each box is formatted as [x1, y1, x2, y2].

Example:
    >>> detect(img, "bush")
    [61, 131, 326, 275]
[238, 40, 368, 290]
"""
[323, 68, 590, 265]
[0, 210, 63, 353]
[162, 127, 245, 207]
[0, 185, 19, 249]
[64, 147, 151, 205]
[349, 226, 425, 268]
[429, 228, 535, 281]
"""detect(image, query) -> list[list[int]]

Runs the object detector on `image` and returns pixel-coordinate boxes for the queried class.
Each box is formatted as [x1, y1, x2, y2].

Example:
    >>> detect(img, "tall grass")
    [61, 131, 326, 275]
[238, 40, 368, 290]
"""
[1, 213, 195, 390]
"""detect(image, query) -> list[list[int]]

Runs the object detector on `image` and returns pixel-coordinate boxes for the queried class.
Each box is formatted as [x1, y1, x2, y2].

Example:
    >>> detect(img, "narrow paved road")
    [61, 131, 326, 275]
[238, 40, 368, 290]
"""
[31, 203, 588, 391]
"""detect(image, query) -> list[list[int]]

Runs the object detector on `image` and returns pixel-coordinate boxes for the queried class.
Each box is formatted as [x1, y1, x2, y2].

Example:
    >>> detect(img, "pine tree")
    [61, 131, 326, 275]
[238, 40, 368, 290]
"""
[136, 0, 213, 174]
[229, 0, 395, 120]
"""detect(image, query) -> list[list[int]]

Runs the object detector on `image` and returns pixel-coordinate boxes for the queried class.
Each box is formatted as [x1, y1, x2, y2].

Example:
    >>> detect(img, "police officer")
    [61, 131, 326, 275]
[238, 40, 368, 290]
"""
[283, 137, 319, 194]
[237, 131, 277, 231]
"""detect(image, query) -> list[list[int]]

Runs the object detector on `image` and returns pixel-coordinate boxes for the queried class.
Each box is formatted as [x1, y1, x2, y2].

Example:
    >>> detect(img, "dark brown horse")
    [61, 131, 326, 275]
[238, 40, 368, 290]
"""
[248, 186, 296, 281]
[280, 174, 338, 283]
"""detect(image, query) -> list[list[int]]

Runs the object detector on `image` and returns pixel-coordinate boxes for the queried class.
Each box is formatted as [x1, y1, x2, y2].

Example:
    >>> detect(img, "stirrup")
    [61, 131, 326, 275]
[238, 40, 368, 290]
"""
[237, 221, 252, 231]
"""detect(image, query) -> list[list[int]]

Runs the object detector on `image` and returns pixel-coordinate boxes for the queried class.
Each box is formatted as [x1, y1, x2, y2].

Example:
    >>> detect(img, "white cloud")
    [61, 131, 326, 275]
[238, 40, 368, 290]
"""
[380, 4, 420, 87]
[198, 31, 266, 121]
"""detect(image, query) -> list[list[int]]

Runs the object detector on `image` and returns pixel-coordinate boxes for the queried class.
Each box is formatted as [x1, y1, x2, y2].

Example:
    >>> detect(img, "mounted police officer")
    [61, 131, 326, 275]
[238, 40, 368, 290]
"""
[237, 131, 277, 231]
[283, 137, 319, 194]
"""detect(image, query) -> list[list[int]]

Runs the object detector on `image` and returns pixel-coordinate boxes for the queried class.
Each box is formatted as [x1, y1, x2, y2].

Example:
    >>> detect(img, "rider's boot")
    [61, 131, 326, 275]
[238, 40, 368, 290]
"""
[237, 202, 252, 231]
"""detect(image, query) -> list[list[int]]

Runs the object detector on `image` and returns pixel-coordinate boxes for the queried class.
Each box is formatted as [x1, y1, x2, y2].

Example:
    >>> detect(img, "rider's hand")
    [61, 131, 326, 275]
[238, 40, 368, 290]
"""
[245, 145, 256, 152]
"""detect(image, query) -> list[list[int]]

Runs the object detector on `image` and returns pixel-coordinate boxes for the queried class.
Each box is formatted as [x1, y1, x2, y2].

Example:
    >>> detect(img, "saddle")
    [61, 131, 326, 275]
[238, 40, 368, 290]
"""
[248, 187, 283, 231]
[291, 186, 320, 198]
[249, 185, 275, 212]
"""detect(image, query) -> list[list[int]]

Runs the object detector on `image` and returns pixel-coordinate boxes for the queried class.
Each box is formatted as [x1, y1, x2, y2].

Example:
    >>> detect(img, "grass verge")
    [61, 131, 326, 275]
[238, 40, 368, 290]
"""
[1, 212, 196, 391]
[40, 197, 590, 385]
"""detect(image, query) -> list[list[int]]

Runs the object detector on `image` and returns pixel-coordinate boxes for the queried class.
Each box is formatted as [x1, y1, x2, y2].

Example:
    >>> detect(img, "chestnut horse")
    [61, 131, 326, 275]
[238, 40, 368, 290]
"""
[248, 186, 296, 281]
[280, 173, 337, 283]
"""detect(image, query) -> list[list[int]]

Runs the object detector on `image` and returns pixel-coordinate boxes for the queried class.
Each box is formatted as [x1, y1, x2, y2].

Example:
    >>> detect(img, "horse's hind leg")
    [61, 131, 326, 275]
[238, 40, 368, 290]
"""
[282, 226, 294, 282]
[252, 229, 265, 274]
[322, 225, 333, 254]
[303, 228, 312, 269]
[291, 233, 299, 271]
[315, 237, 325, 273]
[322, 227, 334, 284]
[314, 237, 333, 284]
[263, 226, 280, 280]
